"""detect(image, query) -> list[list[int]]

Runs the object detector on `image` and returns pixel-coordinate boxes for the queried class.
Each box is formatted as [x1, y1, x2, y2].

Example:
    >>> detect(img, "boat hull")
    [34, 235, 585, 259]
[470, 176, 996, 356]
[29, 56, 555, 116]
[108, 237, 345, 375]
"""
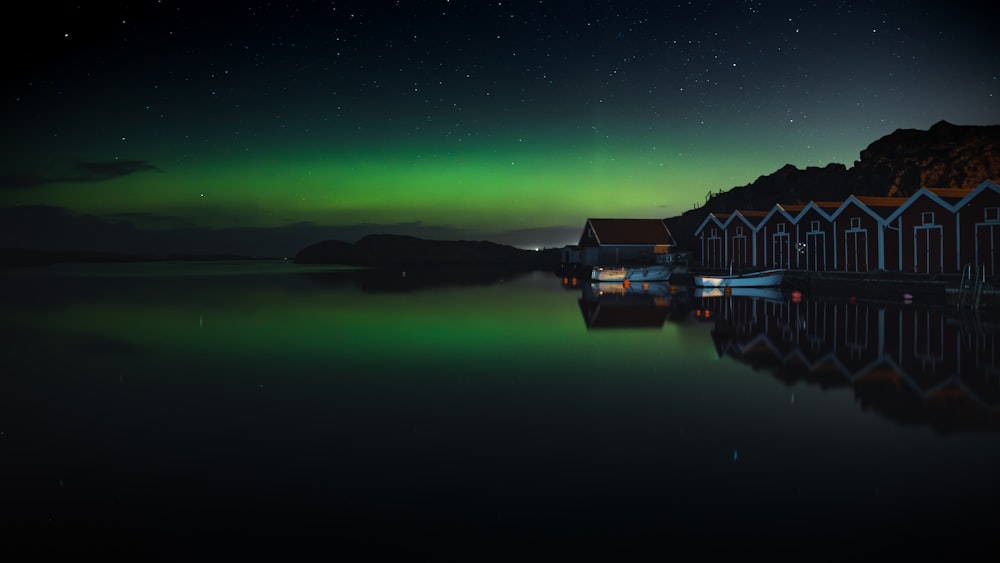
[592, 264, 678, 282]
[693, 269, 785, 288]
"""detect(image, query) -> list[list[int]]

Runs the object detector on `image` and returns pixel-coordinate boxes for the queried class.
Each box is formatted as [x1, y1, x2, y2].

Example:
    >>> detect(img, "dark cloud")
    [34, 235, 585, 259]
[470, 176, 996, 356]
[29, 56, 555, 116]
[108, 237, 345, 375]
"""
[73, 160, 163, 181]
[0, 172, 49, 190]
[0, 160, 163, 189]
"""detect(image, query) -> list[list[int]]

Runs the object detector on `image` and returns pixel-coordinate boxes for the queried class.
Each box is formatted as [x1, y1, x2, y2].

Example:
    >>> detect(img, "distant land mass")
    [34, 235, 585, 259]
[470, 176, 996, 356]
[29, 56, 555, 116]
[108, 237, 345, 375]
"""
[664, 120, 1000, 253]
[294, 233, 560, 269]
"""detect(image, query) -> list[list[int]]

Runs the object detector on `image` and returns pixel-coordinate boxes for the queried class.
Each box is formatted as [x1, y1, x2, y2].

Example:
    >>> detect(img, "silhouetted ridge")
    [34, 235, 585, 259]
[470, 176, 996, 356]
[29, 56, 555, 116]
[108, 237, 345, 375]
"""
[294, 234, 559, 268]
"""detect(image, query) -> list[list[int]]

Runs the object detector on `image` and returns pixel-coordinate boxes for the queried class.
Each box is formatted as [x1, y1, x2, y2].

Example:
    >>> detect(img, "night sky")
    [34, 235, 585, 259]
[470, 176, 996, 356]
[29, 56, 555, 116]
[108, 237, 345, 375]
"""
[2, 0, 998, 256]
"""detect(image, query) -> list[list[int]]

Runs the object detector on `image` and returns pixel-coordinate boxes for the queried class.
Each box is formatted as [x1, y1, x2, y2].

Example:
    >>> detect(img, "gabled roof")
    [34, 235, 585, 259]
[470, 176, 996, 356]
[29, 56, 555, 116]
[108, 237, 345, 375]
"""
[953, 179, 1000, 210]
[851, 196, 907, 219]
[732, 209, 768, 223]
[885, 186, 966, 223]
[693, 213, 728, 236]
[757, 204, 799, 225]
[583, 218, 676, 245]
[927, 187, 974, 204]
[793, 201, 841, 222]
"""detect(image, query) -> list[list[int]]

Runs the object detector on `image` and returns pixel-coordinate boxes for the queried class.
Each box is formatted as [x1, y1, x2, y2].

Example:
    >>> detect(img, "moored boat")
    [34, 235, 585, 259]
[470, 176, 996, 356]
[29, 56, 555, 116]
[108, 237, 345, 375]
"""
[592, 263, 681, 282]
[693, 267, 785, 288]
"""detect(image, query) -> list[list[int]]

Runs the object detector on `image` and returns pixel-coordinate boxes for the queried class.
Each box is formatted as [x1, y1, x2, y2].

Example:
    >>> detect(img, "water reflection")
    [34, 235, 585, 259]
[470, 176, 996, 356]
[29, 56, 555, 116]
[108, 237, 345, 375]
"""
[1, 263, 997, 556]
[694, 290, 1000, 434]
[569, 274, 1000, 434]
[578, 281, 682, 329]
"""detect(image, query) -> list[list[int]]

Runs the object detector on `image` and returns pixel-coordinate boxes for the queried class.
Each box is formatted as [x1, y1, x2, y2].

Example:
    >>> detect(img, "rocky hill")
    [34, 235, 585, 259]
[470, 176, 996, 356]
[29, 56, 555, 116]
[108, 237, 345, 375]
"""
[665, 120, 1000, 253]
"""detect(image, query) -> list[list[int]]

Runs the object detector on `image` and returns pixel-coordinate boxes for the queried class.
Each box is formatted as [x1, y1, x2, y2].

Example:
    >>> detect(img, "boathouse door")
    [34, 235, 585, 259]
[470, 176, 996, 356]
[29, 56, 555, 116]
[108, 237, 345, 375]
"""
[771, 232, 790, 269]
[806, 231, 826, 271]
[975, 222, 1000, 276]
[844, 229, 868, 273]
[703, 231, 723, 269]
[731, 234, 748, 269]
[914, 225, 943, 274]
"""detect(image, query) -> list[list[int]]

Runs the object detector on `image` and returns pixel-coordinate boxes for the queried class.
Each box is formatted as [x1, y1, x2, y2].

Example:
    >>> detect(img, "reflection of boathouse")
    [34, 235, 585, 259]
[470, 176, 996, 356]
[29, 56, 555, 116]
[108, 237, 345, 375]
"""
[578, 281, 680, 329]
[694, 179, 1000, 277]
[700, 293, 1000, 433]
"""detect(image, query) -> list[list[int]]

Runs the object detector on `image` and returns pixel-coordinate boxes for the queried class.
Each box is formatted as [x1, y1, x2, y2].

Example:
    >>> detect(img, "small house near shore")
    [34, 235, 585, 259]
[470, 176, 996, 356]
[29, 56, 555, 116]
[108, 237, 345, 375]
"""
[562, 218, 678, 267]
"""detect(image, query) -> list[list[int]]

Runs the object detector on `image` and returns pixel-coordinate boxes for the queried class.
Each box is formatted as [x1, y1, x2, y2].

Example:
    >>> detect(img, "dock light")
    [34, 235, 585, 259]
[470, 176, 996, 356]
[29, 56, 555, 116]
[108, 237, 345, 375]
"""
[792, 290, 802, 303]
[642, 282, 649, 291]
[623, 279, 631, 288]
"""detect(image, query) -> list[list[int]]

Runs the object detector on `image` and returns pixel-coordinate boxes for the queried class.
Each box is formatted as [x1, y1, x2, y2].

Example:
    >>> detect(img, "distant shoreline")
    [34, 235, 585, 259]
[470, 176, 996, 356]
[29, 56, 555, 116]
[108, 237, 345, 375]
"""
[0, 247, 281, 268]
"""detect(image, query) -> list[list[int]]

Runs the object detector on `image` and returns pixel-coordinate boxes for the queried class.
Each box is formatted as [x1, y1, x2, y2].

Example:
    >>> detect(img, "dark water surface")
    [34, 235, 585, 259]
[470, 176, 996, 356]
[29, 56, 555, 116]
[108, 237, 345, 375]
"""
[1, 262, 997, 559]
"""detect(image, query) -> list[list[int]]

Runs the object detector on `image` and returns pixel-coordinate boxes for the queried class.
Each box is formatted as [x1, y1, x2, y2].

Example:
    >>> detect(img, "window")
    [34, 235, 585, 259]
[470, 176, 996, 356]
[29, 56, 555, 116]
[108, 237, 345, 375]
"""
[921, 211, 934, 225]
[711, 228, 718, 237]
[736, 226, 743, 236]
[986, 207, 1000, 222]
[811, 220, 820, 231]
[777, 223, 786, 233]
[850, 217, 861, 229]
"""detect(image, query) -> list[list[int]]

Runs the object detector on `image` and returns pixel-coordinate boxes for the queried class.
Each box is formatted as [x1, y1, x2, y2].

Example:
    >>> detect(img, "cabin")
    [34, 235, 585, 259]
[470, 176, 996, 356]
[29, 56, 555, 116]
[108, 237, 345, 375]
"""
[755, 204, 799, 270]
[725, 210, 767, 270]
[829, 196, 901, 273]
[694, 213, 728, 269]
[885, 187, 968, 274]
[952, 180, 1000, 276]
[792, 201, 840, 272]
[572, 218, 678, 267]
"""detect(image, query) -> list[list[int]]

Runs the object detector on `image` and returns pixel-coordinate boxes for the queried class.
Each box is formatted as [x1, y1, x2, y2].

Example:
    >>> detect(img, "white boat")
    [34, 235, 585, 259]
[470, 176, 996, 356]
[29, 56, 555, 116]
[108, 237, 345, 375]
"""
[694, 267, 785, 288]
[591, 263, 679, 282]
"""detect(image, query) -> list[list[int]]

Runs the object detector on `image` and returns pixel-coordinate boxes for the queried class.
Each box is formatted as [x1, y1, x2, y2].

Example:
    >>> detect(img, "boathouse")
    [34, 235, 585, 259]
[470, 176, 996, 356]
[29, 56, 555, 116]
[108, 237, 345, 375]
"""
[791, 201, 840, 271]
[755, 204, 799, 270]
[573, 218, 678, 267]
[724, 210, 767, 270]
[831, 196, 901, 273]
[885, 187, 969, 274]
[952, 180, 1000, 276]
[695, 213, 728, 269]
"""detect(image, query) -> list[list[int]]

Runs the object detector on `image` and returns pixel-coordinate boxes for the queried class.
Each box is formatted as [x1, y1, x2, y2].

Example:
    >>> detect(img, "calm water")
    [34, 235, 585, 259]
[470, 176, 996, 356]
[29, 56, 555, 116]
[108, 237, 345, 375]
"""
[1, 261, 997, 559]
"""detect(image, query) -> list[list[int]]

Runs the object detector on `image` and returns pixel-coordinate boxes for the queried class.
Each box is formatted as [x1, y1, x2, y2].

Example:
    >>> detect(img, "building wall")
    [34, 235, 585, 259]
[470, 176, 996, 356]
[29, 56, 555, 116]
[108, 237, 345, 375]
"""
[758, 214, 795, 270]
[699, 223, 726, 269]
[795, 208, 836, 272]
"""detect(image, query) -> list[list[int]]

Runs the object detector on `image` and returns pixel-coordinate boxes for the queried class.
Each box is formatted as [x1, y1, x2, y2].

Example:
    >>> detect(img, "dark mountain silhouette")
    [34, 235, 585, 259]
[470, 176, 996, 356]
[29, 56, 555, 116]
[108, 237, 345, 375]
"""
[665, 120, 1000, 253]
[294, 233, 560, 268]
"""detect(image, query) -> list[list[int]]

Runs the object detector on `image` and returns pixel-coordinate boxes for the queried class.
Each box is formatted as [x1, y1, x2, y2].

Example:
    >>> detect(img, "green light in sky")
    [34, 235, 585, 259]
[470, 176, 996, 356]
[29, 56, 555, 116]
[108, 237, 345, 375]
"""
[9, 134, 790, 236]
